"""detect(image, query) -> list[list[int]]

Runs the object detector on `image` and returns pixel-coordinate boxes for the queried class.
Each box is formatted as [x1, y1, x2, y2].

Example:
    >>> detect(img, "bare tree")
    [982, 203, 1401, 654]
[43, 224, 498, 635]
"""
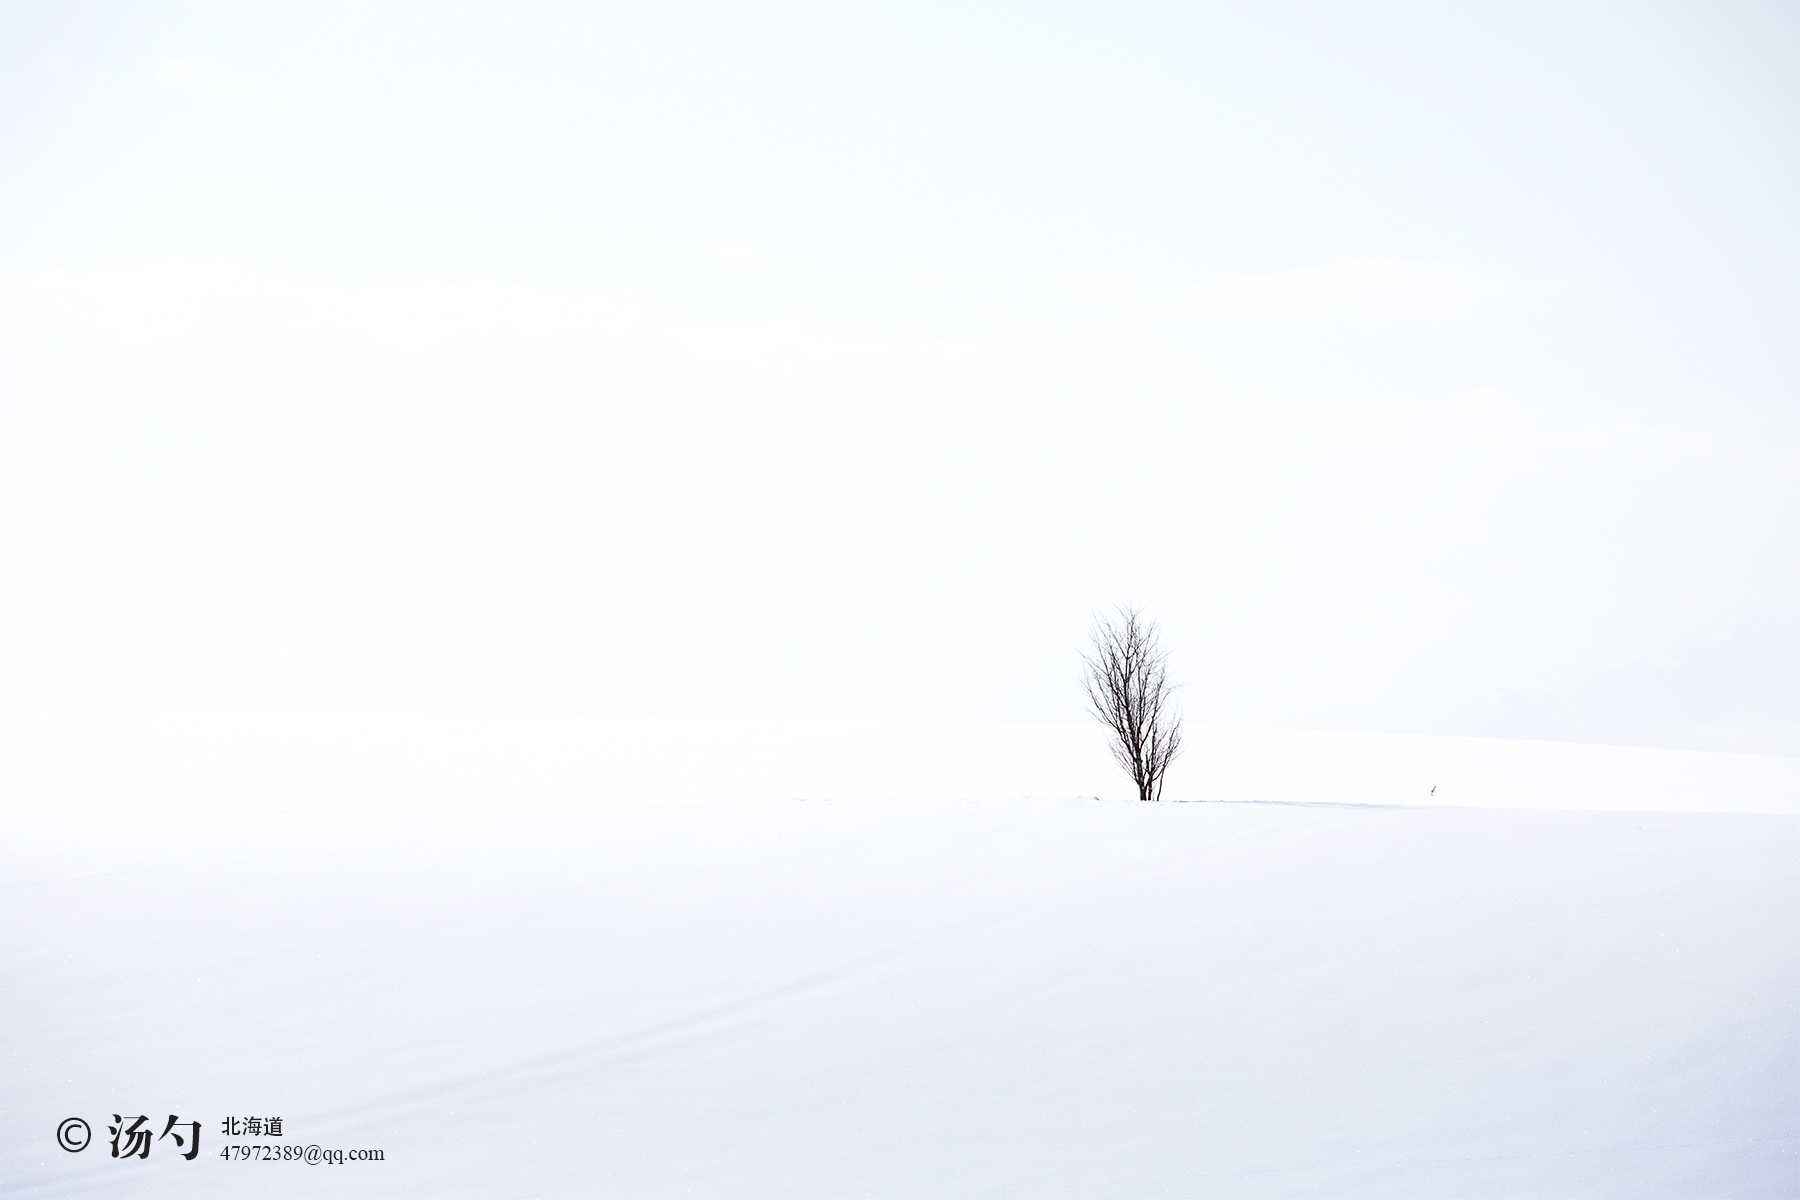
[1081, 606, 1183, 802]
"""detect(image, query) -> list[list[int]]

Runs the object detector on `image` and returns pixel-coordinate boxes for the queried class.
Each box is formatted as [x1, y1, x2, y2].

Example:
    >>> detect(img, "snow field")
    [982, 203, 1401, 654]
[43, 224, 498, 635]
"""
[2, 708, 1794, 1197]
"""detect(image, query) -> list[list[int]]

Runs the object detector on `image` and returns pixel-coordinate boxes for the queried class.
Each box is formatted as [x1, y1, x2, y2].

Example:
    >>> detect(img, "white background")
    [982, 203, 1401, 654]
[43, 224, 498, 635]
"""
[3, 3, 1794, 747]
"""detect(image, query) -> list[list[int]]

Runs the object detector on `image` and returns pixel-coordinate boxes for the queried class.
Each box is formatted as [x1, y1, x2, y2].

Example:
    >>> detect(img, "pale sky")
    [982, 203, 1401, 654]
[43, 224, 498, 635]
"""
[1, 2, 1794, 745]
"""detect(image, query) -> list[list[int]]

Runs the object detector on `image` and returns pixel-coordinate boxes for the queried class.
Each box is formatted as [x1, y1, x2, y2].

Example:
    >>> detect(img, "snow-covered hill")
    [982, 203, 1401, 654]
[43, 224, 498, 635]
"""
[3, 708, 1794, 1197]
